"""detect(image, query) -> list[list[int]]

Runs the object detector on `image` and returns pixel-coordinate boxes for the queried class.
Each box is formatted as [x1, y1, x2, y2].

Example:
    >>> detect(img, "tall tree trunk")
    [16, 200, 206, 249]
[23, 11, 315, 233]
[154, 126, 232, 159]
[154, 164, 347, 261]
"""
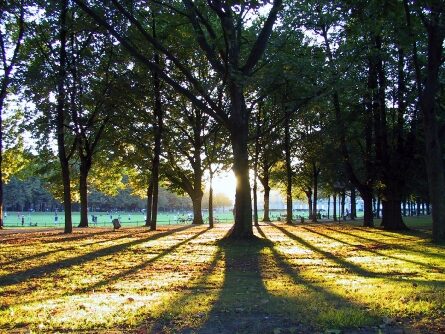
[327, 196, 330, 219]
[78, 157, 91, 227]
[350, 187, 356, 219]
[333, 194, 337, 221]
[340, 191, 346, 219]
[404, 0, 445, 242]
[208, 171, 214, 228]
[305, 190, 313, 220]
[253, 176, 259, 227]
[376, 197, 381, 219]
[402, 200, 407, 216]
[229, 119, 253, 238]
[57, 0, 72, 234]
[145, 176, 153, 227]
[284, 109, 292, 224]
[253, 107, 260, 227]
[149, 20, 163, 231]
[362, 191, 374, 227]
[312, 164, 318, 222]
[191, 191, 203, 224]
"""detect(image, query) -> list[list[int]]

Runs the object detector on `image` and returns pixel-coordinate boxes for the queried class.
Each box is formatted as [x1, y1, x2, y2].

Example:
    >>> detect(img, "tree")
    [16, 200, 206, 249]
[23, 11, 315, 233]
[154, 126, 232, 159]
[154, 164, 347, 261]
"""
[0, 0, 25, 228]
[74, 0, 283, 239]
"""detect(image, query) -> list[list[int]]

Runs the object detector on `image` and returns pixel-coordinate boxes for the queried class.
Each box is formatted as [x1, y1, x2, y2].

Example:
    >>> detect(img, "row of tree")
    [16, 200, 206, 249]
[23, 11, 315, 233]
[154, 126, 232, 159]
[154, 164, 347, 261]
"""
[0, 0, 443, 241]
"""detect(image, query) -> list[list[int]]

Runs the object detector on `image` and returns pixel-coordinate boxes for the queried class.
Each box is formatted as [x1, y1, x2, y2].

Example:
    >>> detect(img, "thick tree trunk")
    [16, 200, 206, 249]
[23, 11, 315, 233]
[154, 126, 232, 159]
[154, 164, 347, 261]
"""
[191, 191, 203, 224]
[350, 187, 356, 219]
[404, 0, 445, 242]
[362, 191, 374, 227]
[229, 122, 253, 238]
[381, 198, 407, 230]
[145, 176, 153, 227]
[0, 94, 4, 229]
[78, 159, 91, 227]
[57, 0, 72, 234]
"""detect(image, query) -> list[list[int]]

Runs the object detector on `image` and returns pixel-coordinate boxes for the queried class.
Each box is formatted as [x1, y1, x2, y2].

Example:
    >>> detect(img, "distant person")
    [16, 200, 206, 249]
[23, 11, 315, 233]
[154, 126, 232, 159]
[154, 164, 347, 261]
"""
[21, 214, 25, 226]
[128, 214, 131, 221]
[4, 211, 7, 219]
[54, 213, 58, 225]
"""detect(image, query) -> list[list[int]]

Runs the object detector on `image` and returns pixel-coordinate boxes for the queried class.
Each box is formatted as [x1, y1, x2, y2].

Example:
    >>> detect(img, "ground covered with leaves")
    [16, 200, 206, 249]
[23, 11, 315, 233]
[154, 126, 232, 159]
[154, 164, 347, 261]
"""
[0, 221, 444, 333]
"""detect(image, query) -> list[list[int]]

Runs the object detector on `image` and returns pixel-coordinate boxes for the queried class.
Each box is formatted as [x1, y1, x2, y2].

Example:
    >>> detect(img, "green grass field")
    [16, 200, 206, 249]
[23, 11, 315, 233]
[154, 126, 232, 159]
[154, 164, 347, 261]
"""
[0, 220, 444, 333]
[2, 210, 302, 228]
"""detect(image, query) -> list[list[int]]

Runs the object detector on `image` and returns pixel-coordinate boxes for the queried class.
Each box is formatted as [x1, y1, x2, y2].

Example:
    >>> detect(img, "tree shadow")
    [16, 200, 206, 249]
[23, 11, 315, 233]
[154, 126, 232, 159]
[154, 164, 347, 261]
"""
[324, 226, 445, 261]
[1, 229, 152, 267]
[267, 222, 385, 278]
[88, 227, 211, 290]
[301, 226, 445, 272]
[184, 237, 310, 334]
[0, 225, 193, 288]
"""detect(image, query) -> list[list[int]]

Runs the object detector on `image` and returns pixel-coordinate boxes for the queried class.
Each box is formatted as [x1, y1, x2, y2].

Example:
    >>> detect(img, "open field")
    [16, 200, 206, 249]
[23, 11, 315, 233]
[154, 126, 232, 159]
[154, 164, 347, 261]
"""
[0, 220, 444, 333]
[2, 210, 314, 228]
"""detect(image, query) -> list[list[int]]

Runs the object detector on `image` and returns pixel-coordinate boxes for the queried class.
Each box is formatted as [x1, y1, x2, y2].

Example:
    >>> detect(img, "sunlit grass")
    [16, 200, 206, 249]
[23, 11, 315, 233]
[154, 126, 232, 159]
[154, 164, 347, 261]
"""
[0, 221, 444, 333]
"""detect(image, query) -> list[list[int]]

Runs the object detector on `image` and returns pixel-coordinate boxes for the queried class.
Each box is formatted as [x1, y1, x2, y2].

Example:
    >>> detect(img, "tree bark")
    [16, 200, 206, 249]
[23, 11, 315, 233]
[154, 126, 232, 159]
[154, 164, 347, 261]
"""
[284, 109, 292, 224]
[149, 22, 163, 231]
[145, 176, 153, 227]
[191, 191, 204, 224]
[208, 171, 214, 228]
[78, 157, 91, 227]
[350, 187, 356, 219]
[57, 0, 72, 234]
[341, 191, 346, 220]
[229, 120, 253, 238]
[312, 163, 319, 222]
[404, 0, 445, 242]
[333, 194, 337, 221]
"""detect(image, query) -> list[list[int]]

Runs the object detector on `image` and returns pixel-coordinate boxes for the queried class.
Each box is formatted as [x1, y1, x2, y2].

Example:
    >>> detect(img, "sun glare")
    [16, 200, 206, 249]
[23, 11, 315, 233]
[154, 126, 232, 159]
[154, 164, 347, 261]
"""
[209, 171, 237, 201]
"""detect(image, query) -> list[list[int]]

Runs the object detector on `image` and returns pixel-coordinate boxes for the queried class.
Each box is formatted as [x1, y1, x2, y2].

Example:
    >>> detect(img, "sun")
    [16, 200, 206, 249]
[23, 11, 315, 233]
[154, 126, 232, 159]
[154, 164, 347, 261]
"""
[208, 171, 237, 201]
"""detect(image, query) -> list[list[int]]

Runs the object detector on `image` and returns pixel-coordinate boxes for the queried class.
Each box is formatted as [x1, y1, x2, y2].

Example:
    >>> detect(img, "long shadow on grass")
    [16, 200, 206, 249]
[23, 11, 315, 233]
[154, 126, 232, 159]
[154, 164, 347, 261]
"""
[302, 226, 445, 272]
[324, 226, 445, 261]
[0, 225, 193, 288]
[88, 227, 211, 290]
[0, 229, 115, 244]
[1, 229, 152, 267]
[152, 236, 312, 334]
[268, 222, 385, 278]
[192, 227, 378, 333]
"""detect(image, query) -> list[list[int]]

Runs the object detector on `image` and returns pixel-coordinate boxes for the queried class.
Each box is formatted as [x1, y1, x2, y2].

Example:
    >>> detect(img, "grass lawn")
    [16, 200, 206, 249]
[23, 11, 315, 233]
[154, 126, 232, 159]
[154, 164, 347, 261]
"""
[0, 220, 444, 333]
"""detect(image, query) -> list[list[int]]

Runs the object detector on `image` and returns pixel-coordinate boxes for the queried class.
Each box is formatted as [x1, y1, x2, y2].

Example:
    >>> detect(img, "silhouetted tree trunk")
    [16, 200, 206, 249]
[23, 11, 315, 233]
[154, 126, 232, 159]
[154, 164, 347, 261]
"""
[284, 108, 292, 224]
[57, 0, 73, 233]
[350, 187, 356, 219]
[78, 156, 92, 227]
[333, 194, 337, 221]
[145, 176, 153, 227]
[208, 170, 214, 228]
[149, 15, 163, 231]
[312, 163, 319, 222]
[404, 0, 442, 239]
